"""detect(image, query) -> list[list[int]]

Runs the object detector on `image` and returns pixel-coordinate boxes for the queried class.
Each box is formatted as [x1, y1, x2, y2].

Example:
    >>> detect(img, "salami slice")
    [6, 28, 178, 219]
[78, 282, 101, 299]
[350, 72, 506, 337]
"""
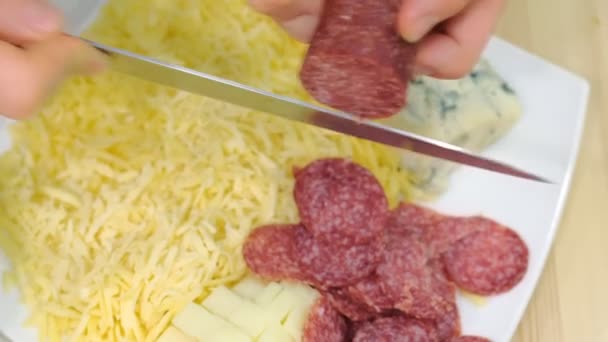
[302, 296, 348, 342]
[427, 258, 456, 303]
[242, 224, 303, 281]
[293, 158, 388, 247]
[325, 288, 378, 321]
[294, 225, 383, 288]
[385, 203, 485, 257]
[353, 316, 439, 342]
[345, 275, 394, 312]
[384, 203, 443, 239]
[342, 237, 429, 314]
[450, 336, 492, 342]
[427, 259, 461, 340]
[442, 222, 529, 295]
[426, 216, 495, 256]
[377, 229, 451, 320]
[341, 227, 452, 319]
[377, 233, 429, 309]
[299, 0, 416, 118]
[346, 321, 367, 342]
[434, 303, 461, 341]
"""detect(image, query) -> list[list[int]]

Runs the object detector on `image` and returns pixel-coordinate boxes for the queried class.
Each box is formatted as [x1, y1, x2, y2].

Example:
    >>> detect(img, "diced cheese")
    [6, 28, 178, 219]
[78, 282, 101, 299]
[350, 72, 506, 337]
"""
[207, 327, 253, 342]
[265, 288, 298, 323]
[253, 282, 283, 306]
[231, 276, 268, 301]
[227, 301, 274, 338]
[202, 286, 247, 319]
[156, 326, 197, 342]
[282, 302, 314, 341]
[172, 302, 245, 341]
[257, 323, 295, 342]
[283, 282, 320, 308]
[169, 278, 321, 342]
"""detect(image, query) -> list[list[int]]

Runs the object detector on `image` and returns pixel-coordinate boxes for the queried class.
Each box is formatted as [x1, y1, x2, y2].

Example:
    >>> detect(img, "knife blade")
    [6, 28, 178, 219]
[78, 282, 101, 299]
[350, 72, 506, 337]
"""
[82, 38, 552, 184]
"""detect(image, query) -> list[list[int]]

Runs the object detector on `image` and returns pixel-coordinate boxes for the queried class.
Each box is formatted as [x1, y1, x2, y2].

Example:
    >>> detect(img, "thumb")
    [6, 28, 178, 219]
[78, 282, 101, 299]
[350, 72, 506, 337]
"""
[398, 0, 469, 42]
[25, 34, 107, 84]
[0, 35, 107, 119]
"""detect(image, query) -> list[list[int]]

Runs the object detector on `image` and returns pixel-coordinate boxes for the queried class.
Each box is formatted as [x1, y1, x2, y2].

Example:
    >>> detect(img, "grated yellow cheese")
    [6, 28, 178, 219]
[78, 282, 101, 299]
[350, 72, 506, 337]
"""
[0, 0, 419, 341]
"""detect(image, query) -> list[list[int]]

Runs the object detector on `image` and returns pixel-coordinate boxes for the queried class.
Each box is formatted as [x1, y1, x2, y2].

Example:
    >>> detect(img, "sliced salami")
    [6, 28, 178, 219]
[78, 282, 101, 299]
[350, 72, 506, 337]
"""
[400, 285, 454, 321]
[302, 296, 348, 342]
[325, 288, 378, 321]
[299, 0, 416, 118]
[293, 158, 388, 246]
[377, 233, 430, 311]
[450, 336, 492, 342]
[426, 216, 495, 256]
[427, 258, 456, 303]
[384, 203, 443, 239]
[345, 275, 394, 312]
[342, 225, 452, 319]
[427, 259, 461, 340]
[442, 222, 529, 295]
[385, 203, 485, 257]
[242, 224, 303, 281]
[377, 229, 450, 320]
[434, 303, 461, 341]
[353, 316, 439, 342]
[294, 225, 383, 288]
[346, 321, 367, 342]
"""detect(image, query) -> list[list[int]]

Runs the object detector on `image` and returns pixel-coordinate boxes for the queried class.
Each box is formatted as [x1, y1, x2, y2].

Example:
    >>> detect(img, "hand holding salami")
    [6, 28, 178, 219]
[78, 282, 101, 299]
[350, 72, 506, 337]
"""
[249, 0, 506, 80]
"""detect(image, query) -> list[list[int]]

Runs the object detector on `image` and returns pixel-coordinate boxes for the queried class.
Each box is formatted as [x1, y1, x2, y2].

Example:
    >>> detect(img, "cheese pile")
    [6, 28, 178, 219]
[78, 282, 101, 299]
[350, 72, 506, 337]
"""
[0, 0, 417, 341]
[159, 276, 321, 341]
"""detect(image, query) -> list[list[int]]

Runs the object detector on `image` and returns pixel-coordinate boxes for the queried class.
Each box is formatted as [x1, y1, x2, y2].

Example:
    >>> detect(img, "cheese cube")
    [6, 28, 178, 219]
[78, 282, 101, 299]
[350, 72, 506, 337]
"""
[227, 301, 274, 338]
[231, 276, 267, 300]
[254, 282, 283, 306]
[265, 289, 297, 323]
[258, 323, 295, 342]
[283, 303, 314, 341]
[156, 326, 197, 342]
[172, 302, 242, 340]
[202, 286, 245, 319]
[288, 283, 319, 308]
[207, 326, 253, 342]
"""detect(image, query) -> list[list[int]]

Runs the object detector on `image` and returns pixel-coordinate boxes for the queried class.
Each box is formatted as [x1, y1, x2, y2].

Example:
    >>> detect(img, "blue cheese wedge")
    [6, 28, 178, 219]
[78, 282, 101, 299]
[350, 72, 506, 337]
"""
[379, 59, 523, 198]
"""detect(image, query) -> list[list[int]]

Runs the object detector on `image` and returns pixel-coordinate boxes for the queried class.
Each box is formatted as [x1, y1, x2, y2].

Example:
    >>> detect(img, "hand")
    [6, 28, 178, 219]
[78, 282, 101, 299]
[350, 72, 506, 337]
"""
[0, 0, 107, 120]
[249, 0, 506, 79]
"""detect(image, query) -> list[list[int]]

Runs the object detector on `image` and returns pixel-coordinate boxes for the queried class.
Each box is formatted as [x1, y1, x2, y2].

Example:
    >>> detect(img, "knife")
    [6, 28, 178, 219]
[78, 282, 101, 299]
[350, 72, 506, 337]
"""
[81, 38, 551, 184]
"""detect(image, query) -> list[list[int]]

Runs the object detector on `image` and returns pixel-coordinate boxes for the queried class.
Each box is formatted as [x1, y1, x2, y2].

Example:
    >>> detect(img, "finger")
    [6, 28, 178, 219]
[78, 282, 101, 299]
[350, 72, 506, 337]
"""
[413, 0, 505, 79]
[398, 0, 470, 42]
[0, 35, 107, 119]
[248, 0, 323, 21]
[278, 14, 320, 42]
[0, 0, 63, 44]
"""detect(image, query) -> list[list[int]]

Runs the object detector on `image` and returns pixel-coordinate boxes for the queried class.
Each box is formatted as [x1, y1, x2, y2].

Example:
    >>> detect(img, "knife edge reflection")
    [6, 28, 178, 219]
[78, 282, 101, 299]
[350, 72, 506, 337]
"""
[82, 38, 552, 184]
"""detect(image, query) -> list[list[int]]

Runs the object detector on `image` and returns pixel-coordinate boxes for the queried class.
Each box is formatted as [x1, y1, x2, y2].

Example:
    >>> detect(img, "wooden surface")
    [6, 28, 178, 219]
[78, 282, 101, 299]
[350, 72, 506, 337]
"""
[496, 0, 608, 341]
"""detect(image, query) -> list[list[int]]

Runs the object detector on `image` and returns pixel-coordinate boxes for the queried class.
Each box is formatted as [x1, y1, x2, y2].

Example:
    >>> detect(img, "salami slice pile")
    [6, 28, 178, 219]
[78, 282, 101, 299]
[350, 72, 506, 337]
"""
[242, 158, 529, 341]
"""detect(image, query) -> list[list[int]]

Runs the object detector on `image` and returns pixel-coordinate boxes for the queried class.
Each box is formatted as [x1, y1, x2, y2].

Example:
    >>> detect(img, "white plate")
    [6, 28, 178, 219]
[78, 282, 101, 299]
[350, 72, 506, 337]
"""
[0, 2, 590, 342]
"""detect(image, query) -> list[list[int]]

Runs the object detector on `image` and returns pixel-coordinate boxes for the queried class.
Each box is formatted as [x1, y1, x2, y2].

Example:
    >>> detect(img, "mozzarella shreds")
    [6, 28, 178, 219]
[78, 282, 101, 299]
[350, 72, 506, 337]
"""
[0, 0, 418, 341]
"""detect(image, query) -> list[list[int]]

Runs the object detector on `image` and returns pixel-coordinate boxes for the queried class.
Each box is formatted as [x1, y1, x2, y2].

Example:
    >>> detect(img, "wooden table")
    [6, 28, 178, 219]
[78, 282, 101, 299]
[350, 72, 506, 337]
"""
[496, 0, 608, 341]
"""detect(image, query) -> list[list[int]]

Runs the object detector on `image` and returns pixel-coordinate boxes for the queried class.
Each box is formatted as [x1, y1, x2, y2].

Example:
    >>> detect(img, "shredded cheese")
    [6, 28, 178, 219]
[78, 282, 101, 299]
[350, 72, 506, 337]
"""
[0, 0, 418, 341]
